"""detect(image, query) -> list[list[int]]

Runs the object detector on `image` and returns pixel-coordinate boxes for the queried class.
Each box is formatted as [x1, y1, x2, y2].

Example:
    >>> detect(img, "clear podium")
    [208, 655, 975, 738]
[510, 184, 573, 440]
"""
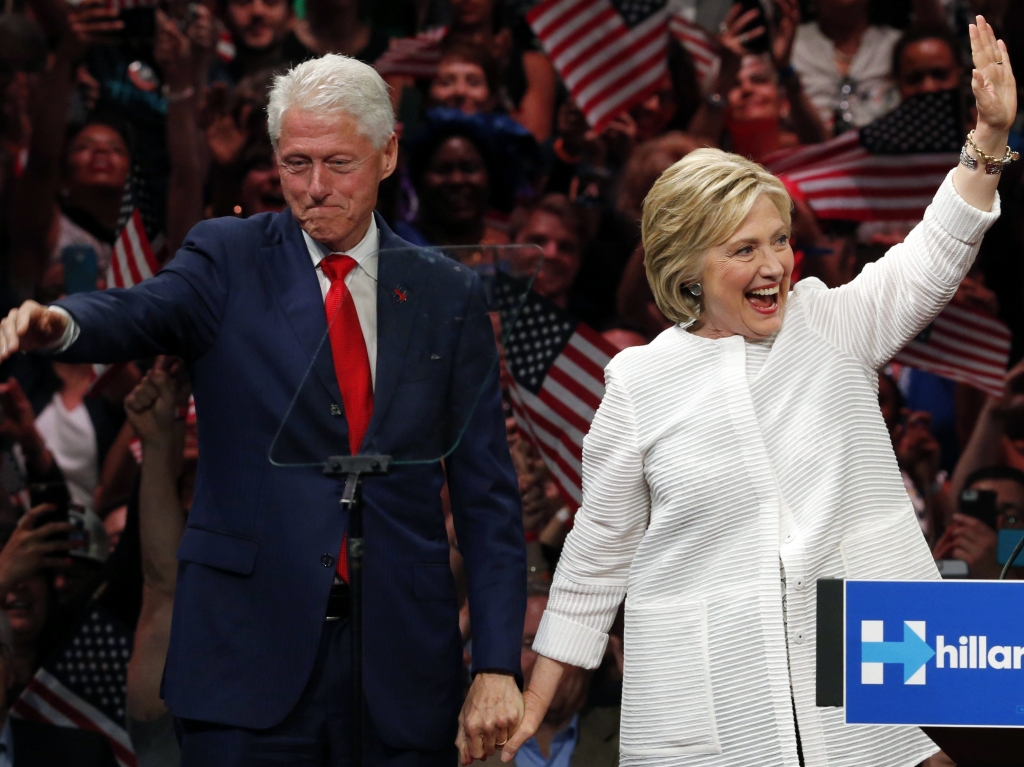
[816, 579, 1024, 766]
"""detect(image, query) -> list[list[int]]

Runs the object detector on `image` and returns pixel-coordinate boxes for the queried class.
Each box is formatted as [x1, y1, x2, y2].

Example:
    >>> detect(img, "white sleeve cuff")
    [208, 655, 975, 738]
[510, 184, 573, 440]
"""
[930, 168, 1002, 245]
[44, 307, 80, 353]
[532, 610, 610, 670]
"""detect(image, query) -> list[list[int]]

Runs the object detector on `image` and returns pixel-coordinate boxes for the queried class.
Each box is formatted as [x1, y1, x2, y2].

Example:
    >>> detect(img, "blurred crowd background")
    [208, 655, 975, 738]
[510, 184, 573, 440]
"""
[0, 0, 1022, 764]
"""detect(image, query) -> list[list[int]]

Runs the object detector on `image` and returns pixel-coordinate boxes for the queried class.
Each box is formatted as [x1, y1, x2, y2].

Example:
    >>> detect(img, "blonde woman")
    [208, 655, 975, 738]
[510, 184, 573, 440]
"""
[494, 17, 1015, 767]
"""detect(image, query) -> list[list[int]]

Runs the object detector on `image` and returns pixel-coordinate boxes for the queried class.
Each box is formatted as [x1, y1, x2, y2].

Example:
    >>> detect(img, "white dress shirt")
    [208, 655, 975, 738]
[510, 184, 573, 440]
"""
[302, 216, 379, 389]
[49, 217, 381, 389]
[791, 22, 902, 130]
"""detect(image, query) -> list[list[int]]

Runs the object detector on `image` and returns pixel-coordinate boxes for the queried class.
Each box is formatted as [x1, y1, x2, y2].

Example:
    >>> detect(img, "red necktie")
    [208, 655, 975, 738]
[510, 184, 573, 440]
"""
[321, 254, 374, 581]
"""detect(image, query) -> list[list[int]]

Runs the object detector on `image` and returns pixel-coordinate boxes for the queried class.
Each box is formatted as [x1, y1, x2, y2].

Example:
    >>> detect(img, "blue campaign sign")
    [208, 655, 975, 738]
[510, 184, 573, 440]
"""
[844, 580, 1024, 726]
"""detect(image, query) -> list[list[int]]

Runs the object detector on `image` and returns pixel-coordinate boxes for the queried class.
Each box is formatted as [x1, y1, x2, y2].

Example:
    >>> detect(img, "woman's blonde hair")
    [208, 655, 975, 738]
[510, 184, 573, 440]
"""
[641, 148, 792, 326]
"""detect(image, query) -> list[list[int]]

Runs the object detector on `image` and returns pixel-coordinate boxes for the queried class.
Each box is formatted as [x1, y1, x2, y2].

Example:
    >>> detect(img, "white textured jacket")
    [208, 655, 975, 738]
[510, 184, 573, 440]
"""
[533, 171, 1000, 767]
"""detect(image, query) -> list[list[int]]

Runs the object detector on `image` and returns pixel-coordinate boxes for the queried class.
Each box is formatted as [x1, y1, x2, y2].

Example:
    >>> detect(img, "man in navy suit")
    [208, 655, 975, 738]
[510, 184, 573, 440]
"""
[0, 54, 526, 766]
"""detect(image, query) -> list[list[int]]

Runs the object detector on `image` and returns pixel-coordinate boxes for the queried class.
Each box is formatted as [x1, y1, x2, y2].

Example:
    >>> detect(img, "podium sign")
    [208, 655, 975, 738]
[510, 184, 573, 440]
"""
[844, 580, 1024, 726]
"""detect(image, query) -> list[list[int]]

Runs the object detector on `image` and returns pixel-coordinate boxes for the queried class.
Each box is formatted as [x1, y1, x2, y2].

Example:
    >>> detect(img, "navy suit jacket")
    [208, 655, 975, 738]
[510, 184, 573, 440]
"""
[54, 211, 525, 749]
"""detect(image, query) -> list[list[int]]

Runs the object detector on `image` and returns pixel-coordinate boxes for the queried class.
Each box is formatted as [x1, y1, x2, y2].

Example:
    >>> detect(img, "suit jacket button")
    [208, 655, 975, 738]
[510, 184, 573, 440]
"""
[330, 404, 342, 416]
[321, 553, 335, 568]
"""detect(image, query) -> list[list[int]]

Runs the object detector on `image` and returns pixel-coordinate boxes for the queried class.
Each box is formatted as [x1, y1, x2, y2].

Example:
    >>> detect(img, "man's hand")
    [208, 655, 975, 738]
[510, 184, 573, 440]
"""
[0, 379, 47, 464]
[124, 365, 180, 447]
[455, 672, 523, 765]
[0, 504, 73, 596]
[0, 301, 70, 362]
[933, 513, 1001, 579]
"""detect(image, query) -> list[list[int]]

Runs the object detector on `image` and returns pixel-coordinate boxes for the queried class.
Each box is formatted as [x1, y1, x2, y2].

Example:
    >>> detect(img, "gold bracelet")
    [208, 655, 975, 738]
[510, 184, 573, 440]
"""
[964, 130, 1020, 174]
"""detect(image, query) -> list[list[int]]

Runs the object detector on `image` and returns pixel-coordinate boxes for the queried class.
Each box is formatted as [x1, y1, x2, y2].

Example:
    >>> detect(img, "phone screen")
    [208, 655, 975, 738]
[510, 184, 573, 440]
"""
[997, 529, 1024, 566]
[959, 488, 999, 531]
[61, 244, 98, 295]
[28, 483, 71, 540]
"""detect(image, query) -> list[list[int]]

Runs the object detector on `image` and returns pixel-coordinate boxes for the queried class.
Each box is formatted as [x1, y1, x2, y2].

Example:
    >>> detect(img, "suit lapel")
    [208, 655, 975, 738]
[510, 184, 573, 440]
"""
[362, 215, 430, 451]
[260, 209, 343, 406]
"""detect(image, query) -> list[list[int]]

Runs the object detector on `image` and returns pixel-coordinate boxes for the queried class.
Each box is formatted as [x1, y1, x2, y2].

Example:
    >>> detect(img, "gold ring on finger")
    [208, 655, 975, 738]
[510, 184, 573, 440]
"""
[496, 739, 508, 747]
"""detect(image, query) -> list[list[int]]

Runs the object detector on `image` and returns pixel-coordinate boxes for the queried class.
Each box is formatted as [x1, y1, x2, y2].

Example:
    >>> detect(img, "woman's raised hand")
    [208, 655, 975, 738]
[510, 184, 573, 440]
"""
[969, 15, 1017, 139]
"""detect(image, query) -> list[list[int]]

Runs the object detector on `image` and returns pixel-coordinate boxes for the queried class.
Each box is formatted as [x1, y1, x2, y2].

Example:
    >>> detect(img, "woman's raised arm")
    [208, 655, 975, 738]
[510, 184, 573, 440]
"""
[801, 15, 1014, 371]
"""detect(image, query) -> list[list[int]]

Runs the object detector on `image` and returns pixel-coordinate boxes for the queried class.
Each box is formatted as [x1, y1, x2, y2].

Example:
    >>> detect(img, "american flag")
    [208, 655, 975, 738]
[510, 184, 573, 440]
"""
[527, 0, 670, 131]
[894, 299, 1011, 398]
[374, 27, 447, 80]
[494, 276, 617, 508]
[669, 14, 718, 90]
[763, 89, 963, 221]
[12, 602, 137, 767]
[108, 163, 163, 290]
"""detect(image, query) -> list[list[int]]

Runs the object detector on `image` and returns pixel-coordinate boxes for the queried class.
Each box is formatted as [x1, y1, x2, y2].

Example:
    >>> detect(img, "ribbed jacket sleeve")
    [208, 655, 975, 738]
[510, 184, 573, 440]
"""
[801, 169, 1001, 370]
[532, 365, 650, 669]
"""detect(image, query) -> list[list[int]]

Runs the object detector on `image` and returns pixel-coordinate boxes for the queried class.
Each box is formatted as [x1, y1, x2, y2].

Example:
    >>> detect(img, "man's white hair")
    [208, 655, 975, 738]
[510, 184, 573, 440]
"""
[267, 54, 395, 150]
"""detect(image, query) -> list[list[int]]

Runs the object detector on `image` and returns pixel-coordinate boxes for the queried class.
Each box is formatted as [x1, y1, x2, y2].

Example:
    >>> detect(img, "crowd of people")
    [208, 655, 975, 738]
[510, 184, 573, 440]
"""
[0, 0, 1022, 764]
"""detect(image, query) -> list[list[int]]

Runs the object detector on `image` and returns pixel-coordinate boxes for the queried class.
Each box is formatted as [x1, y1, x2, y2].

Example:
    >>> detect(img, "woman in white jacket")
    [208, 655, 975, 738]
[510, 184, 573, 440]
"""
[495, 16, 1016, 767]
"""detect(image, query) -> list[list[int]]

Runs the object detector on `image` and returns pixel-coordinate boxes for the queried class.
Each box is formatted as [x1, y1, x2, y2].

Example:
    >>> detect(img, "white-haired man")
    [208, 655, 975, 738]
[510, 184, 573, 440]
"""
[0, 54, 527, 766]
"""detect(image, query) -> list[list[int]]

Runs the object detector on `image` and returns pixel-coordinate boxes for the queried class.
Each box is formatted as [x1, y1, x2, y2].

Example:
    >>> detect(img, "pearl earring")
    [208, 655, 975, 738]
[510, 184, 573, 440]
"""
[687, 283, 703, 297]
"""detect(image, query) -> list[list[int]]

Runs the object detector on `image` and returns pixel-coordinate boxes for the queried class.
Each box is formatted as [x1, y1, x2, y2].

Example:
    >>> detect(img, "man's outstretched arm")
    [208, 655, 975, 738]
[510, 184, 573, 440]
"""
[0, 219, 230, 365]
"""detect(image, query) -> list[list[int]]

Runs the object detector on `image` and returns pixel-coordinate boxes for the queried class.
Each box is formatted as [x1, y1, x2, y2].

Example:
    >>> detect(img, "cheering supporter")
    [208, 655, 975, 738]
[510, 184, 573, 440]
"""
[791, 0, 903, 133]
[210, 0, 310, 85]
[932, 466, 1024, 579]
[122, 361, 189, 766]
[429, 40, 500, 116]
[691, 0, 829, 159]
[400, 115, 507, 248]
[509, 194, 582, 309]
[292, 0, 389, 63]
[0, 512, 66, 690]
[0, 609, 117, 765]
[8, 3, 132, 298]
[399, 109, 538, 250]
[447, 0, 555, 141]
[894, 25, 965, 100]
[879, 373, 947, 544]
[947, 357, 1024, 506]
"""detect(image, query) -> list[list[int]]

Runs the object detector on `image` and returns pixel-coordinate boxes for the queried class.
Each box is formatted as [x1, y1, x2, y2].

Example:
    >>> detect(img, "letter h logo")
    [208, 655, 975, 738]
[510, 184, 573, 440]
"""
[861, 620, 935, 685]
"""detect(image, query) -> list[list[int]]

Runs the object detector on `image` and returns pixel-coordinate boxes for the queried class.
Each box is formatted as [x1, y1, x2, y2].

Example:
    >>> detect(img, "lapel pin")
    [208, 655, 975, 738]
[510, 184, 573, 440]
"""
[392, 285, 408, 303]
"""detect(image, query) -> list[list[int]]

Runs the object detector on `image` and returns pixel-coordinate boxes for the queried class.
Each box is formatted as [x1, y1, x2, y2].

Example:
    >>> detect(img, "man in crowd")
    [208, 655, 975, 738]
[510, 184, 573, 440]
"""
[933, 466, 1024, 579]
[0, 54, 525, 766]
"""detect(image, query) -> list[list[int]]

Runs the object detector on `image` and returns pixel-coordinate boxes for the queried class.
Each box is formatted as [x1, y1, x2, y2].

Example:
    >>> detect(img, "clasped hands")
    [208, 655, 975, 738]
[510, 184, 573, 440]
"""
[456, 656, 567, 764]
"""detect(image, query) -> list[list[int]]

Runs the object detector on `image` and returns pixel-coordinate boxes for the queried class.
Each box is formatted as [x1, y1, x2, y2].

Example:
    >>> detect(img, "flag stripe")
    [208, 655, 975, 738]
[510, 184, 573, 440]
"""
[895, 348, 1005, 397]
[899, 339, 1007, 378]
[538, 381, 594, 434]
[529, 0, 670, 130]
[547, 363, 602, 410]
[511, 392, 584, 480]
[552, 353, 605, 402]
[20, 672, 137, 767]
[510, 390, 584, 506]
[941, 303, 1014, 338]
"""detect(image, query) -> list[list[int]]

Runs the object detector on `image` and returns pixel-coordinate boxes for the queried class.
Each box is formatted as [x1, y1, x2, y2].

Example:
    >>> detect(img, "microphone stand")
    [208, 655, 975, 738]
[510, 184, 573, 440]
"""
[324, 454, 391, 767]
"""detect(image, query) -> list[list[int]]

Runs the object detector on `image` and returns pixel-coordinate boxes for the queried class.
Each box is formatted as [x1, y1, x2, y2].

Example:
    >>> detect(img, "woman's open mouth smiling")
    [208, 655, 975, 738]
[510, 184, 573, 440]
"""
[746, 283, 780, 314]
